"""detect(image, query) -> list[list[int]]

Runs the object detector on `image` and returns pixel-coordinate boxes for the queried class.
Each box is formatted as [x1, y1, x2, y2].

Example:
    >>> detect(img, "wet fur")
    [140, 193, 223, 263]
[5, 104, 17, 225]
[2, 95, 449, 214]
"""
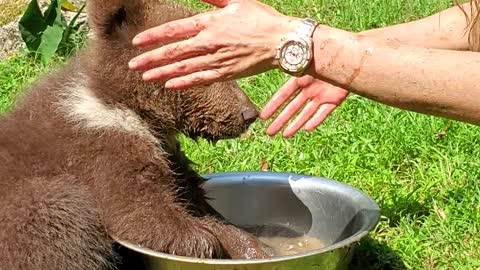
[0, 1, 267, 269]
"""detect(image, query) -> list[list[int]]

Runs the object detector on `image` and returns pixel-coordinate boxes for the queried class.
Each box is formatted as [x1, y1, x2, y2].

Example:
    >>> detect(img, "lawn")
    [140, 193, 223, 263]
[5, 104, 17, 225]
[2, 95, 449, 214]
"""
[1, 0, 479, 269]
[0, 0, 29, 26]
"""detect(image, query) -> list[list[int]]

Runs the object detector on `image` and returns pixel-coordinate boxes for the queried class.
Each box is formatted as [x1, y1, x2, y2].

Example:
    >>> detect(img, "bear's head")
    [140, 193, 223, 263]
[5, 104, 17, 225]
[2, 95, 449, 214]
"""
[84, 0, 258, 141]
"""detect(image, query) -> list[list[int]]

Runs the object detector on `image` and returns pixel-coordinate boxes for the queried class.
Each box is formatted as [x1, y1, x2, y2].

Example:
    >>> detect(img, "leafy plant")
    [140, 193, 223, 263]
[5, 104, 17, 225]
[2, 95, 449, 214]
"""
[18, 0, 86, 64]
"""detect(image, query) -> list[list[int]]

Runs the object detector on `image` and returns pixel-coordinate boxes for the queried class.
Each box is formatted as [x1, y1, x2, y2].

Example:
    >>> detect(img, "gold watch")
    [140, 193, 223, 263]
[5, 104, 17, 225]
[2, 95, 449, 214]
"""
[275, 18, 319, 76]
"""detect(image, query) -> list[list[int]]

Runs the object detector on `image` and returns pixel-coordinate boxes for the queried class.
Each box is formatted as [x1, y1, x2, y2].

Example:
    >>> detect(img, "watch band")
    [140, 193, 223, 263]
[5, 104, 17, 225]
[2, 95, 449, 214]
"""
[295, 18, 318, 39]
[275, 18, 319, 76]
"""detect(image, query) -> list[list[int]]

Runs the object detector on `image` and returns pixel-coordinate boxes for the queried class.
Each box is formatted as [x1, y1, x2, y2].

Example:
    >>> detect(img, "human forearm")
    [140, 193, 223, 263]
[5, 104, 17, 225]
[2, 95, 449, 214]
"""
[258, 3, 476, 138]
[359, 3, 472, 50]
[128, 0, 480, 126]
[308, 25, 480, 125]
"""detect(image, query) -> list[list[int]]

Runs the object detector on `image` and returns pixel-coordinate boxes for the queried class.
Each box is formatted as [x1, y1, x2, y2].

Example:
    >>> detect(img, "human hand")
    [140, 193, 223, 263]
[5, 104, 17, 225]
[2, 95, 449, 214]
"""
[260, 76, 349, 138]
[128, 0, 303, 89]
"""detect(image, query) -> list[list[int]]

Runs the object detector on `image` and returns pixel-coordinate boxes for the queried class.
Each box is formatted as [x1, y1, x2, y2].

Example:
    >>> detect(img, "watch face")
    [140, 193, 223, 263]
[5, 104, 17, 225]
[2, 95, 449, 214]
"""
[279, 38, 311, 73]
[283, 41, 306, 66]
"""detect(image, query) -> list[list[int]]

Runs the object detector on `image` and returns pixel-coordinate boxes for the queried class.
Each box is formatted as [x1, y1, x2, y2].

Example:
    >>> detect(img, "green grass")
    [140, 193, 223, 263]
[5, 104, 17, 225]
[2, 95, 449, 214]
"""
[0, 0, 29, 26]
[0, 56, 45, 112]
[1, 0, 480, 269]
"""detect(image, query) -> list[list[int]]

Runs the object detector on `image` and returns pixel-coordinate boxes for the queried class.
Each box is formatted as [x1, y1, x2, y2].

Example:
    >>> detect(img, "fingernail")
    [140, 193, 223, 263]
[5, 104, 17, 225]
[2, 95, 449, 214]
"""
[132, 36, 143, 46]
[129, 60, 138, 69]
[165, 81, 174, 89]
[266, 128, 278, 137]
[143, 72, 153, 81]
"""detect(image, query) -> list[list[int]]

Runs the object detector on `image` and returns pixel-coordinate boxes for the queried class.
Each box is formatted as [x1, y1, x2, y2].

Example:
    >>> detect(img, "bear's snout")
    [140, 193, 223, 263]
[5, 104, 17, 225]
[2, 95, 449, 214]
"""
[241, 106, 258, 125]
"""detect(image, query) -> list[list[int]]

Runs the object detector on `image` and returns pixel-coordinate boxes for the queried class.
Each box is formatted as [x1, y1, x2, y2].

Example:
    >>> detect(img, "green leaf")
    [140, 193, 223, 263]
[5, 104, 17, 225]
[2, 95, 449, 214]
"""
[68, 3, 86, 29]
[37, 23, 64, 64]
[37, 0, 65, 63]
[18, 0, 47, 51]
[60, 0, 78, 12]
[44, 0, 65, 27]
[61, 3, 86, 45]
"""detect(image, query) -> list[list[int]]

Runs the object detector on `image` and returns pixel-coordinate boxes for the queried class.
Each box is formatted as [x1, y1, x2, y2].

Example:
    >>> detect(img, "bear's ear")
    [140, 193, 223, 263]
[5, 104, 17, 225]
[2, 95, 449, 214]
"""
[87, 0, 144, 38]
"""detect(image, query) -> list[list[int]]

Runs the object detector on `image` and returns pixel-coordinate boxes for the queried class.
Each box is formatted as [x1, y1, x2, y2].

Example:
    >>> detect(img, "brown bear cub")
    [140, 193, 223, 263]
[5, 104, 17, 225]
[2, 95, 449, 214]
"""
[0, 0, 270, 269]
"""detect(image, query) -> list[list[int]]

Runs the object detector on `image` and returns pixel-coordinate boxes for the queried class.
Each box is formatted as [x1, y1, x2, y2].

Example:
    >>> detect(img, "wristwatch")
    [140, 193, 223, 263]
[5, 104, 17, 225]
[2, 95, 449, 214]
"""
[275, 18, 319, 76]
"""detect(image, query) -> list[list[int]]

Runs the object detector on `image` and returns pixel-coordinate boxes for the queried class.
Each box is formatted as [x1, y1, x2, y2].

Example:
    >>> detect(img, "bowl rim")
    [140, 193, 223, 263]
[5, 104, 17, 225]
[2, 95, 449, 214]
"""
[114, 171, 381, 265]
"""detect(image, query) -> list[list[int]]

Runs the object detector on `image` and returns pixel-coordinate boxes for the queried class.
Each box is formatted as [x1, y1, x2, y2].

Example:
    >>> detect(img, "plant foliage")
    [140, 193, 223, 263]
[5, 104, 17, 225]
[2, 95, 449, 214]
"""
[18, 0, 85, 64]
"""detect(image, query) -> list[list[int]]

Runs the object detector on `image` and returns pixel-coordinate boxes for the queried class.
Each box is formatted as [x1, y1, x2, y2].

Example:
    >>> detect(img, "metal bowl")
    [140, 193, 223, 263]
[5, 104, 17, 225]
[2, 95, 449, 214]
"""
[115, 172, 380, 270]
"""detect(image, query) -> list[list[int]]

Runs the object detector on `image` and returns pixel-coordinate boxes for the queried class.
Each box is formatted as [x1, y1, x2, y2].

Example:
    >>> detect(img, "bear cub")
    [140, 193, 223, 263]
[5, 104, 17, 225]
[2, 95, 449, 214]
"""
[0, 0, 270, 269]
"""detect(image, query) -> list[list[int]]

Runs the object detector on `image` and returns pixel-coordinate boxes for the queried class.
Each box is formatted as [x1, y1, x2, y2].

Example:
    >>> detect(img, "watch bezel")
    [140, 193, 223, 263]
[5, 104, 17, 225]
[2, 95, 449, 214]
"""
[277, 35, 313, 76]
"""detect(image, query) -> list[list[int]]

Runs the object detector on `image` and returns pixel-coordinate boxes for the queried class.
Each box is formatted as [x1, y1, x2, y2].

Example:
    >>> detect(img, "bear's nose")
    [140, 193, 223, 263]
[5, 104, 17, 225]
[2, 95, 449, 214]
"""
[241, 107, 258, 125]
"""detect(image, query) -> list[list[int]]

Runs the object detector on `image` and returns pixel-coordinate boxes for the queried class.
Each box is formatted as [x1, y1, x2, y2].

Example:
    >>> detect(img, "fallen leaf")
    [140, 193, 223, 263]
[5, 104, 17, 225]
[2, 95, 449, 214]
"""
[434, 204, 447, 221]
[260, 159, 269, 171]
[435, 125, 451, 139]
[240, 129, 253, 141]
[60, 0, 77, 11]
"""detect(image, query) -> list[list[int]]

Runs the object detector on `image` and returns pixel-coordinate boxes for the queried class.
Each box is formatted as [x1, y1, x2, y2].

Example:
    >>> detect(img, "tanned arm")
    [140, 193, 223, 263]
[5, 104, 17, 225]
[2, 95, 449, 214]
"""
[129, 1, 480, 125]
[361, 3, 471, 50]
[307, 23, 480, 125]
[259, 3, 476, 137]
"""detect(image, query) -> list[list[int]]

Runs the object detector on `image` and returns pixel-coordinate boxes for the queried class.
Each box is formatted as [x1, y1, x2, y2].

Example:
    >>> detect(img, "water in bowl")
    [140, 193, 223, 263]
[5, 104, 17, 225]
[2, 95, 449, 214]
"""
[244, 224, 324, 257]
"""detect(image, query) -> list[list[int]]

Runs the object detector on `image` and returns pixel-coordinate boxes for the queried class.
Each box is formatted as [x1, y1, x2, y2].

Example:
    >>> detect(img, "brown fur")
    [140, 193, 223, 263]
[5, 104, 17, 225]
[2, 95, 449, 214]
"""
[0, 0, 268, 269]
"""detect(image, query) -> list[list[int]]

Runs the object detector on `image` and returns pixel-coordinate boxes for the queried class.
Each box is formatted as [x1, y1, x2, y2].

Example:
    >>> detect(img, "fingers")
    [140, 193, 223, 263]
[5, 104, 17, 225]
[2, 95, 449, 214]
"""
[164, 70, 224, 90]
[132, 15, 206, 47]
[304, 103, 338, 132]
[267, 102, 338, 138]
[142, 54, 216, 82]
[282, 99, 322, 138]
[266, 91, 307, 137]
[260, 77, 299, 120]
[262, 76, 348, 137]
[129, 38, 208, 71]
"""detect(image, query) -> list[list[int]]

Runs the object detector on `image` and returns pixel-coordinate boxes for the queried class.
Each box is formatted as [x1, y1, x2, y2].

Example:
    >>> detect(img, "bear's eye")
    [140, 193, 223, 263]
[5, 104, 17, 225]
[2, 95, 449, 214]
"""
[105, 7, 127, 35]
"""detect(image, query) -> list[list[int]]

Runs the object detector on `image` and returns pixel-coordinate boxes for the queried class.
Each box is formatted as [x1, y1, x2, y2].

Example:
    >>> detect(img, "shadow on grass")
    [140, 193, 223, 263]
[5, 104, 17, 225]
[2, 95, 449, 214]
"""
[345, 195, 421, 269]
[381, 196, 430, 227]
[350, 236, 406, 270]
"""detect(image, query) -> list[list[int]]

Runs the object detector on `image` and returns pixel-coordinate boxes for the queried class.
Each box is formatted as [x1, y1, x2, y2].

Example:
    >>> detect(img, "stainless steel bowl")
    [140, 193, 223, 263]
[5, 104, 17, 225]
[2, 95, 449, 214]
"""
[115, 172, 380, 270]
